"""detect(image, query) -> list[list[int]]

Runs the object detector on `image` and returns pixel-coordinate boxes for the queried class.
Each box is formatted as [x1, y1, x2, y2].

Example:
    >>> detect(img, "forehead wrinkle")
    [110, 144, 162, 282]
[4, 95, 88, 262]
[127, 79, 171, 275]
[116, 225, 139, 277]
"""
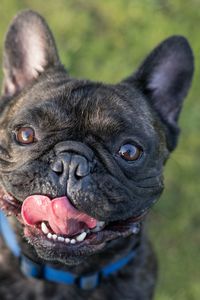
[89, 106, 127, 135]
[32, 102, 70, 129]
[69, 85, 133, 136]
[10, 100, 70, 132]
[86, 86, 158, 140]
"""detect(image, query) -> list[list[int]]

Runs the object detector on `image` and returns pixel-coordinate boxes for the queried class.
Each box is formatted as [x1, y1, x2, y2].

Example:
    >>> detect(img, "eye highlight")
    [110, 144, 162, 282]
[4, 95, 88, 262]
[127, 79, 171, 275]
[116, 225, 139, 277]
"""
[118, 144, 142, 161]
[15, 127, 36, 145]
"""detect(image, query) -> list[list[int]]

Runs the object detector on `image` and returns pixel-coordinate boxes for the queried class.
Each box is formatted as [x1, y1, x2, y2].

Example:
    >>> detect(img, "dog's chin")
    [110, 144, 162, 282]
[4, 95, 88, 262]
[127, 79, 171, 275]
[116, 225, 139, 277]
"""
[0, 190, 144, 265]
[23, 215, 142, 265]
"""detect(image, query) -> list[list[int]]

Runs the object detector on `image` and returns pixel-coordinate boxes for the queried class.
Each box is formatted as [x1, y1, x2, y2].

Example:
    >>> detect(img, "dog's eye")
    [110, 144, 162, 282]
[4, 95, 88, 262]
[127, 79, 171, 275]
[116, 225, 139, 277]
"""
[15, 127, 36, 145]
[118, 144, 142, 161]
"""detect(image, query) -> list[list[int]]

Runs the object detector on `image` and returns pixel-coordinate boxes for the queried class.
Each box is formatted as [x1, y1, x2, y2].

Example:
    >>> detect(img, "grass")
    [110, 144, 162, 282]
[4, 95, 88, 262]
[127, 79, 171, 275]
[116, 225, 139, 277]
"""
[0, 1, 200, 299]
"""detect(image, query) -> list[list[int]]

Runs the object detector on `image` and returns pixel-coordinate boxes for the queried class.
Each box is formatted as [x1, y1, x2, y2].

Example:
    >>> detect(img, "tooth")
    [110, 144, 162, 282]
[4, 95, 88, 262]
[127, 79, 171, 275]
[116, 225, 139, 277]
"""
[91, 226, 101, 233]
[47, 233, 52, 239]
[91, 221, 105, 232]
[76, 232, 87, 242]
[65, 238, 70, 243]
[132, 224, 140, 234]
[97, 221, 105, 227]
[41, 222, 49, 234]
[52, 234, 57, 240]
[70, 239, 76, 244]
[58, 237, 65, 242]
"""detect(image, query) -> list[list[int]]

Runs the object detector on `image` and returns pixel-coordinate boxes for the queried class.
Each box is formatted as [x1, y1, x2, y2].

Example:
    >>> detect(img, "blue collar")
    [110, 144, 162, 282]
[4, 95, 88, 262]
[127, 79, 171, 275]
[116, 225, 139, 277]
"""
[0, 210, 138, 290]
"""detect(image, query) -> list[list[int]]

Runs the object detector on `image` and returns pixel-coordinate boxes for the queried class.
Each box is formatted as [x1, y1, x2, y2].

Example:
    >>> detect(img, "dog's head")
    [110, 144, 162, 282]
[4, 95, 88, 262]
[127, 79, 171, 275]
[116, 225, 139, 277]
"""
[0, 11, 194, 265]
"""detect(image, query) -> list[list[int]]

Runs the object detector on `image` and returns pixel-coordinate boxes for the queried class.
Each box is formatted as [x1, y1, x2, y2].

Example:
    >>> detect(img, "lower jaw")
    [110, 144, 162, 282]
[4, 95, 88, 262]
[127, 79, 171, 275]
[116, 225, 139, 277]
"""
[24, 219, 142, 261]
[0, 191, 143, 260]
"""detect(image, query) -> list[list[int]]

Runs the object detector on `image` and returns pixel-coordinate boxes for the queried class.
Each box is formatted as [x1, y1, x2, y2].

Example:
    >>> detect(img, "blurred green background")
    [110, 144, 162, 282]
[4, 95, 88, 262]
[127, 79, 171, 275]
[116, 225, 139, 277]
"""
[0, 0, 200, 299]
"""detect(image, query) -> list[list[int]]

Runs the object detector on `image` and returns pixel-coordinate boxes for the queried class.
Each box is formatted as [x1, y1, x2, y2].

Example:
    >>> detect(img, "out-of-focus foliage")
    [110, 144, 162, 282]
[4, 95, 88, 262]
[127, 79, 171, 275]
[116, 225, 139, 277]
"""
[0, 1, 200, 299]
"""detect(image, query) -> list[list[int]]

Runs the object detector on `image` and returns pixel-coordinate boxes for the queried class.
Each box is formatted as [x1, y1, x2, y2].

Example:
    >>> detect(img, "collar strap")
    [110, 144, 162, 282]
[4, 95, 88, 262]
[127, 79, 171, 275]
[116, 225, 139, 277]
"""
[0, 210, 138, 290]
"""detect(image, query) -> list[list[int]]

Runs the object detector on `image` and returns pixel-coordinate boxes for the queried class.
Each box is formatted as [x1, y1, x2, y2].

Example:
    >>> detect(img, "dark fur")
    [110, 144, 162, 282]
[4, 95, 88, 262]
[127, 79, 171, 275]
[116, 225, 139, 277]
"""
[0, 10, 194, 299]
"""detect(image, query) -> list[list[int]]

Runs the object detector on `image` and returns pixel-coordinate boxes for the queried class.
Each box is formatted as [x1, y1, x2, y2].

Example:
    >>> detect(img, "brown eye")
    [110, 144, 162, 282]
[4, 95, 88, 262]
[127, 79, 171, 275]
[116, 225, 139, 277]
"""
[118, 144, 142, 161]
[15, 127, 36, 145]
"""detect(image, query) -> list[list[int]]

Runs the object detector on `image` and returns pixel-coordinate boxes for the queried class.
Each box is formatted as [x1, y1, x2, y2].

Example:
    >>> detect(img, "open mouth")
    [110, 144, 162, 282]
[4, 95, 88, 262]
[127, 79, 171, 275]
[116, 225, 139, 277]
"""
[0, 190, 144, 257]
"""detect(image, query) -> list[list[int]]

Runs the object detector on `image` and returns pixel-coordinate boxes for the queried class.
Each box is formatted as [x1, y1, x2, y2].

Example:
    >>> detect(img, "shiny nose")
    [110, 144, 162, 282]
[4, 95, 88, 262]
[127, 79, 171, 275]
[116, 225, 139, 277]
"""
[50, 141, 94, 179]
[50, 153, 91, 179]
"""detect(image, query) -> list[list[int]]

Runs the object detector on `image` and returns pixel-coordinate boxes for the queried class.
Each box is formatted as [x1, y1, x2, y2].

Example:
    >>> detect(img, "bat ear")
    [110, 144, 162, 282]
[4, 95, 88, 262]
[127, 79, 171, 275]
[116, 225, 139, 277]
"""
[2, 10, 61, 97]
[123, 36, 194, 151]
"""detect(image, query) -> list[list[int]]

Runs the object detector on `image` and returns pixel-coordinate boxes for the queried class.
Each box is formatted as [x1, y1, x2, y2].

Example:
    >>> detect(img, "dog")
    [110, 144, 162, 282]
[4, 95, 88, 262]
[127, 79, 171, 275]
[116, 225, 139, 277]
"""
[0, 10, 194, 300]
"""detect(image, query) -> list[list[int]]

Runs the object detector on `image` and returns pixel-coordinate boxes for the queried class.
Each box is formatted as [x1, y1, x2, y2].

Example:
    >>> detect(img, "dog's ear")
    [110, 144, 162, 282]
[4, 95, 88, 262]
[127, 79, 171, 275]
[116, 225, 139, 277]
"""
[123, 36, 194, 151]
[2, 10, 61, 97]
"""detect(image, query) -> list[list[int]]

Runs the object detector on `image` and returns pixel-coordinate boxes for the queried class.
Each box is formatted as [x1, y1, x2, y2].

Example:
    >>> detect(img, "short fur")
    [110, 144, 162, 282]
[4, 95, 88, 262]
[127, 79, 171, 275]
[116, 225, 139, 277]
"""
[0, 10, 194, 300]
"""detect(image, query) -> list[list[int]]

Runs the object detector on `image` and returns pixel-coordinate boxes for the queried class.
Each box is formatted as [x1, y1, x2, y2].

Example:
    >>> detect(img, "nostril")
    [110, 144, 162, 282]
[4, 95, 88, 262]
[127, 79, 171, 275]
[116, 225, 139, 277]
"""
[50, 154, 93, 180]
[50, 160, 63, 174]
[75, 161, 90, 178]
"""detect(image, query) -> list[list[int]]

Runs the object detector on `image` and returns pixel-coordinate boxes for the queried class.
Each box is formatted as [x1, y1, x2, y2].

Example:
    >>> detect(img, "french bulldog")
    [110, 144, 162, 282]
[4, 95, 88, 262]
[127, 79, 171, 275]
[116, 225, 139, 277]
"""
[0, 10, 194, 300]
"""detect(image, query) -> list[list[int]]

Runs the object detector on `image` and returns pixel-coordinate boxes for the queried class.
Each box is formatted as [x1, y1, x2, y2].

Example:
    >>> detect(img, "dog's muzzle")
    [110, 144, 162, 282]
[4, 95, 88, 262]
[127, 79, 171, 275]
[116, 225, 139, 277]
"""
[21, 141, 98, 237]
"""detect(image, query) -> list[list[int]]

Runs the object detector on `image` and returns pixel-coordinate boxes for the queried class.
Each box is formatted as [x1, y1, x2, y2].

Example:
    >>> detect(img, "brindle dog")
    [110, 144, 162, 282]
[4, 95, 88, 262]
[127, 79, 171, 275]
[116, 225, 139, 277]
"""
[0, 10, 194, 300]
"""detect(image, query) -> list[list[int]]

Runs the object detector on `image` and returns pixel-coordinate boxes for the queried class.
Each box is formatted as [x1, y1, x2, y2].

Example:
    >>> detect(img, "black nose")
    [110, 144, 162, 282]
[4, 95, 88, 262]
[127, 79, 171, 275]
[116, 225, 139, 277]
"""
[54, 141, 94, 162]
[50, 141, 94, 180]
[50, 153, 91, 179]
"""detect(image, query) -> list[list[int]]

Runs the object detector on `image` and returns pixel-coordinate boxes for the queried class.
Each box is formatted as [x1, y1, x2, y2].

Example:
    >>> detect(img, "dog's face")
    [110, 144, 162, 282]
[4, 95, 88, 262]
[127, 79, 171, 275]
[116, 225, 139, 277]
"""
[0, 11, 194, 265]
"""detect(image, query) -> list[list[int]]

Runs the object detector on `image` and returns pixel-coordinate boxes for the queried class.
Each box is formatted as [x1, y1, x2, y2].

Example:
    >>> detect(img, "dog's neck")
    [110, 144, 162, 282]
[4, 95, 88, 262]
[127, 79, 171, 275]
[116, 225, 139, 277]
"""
[1, 212, 146, 291]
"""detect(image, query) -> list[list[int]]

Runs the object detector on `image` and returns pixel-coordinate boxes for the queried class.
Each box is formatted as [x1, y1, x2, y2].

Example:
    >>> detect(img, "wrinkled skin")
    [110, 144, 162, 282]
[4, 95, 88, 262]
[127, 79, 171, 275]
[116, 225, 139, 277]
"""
[0, 10, 194, 300]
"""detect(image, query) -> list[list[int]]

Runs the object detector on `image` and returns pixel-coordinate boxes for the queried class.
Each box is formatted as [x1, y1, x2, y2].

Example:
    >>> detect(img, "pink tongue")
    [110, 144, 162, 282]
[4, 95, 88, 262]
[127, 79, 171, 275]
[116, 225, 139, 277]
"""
[21, 195, 97, 236]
